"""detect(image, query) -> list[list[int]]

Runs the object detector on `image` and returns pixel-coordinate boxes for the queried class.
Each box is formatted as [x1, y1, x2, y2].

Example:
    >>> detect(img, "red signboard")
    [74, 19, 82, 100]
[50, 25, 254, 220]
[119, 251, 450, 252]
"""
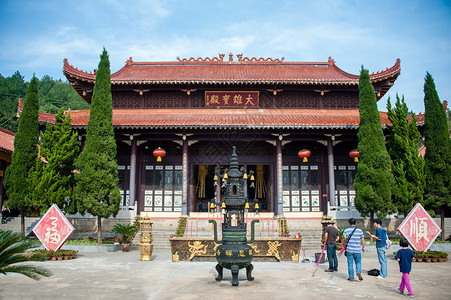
[397, 203, 441, 251]
[205, 91, 259, 108]
[32, 204, 75, 251]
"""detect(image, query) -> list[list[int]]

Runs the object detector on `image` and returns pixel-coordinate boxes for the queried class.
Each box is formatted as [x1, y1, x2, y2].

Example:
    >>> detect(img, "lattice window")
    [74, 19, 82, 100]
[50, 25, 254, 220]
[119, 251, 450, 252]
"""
[276, 91, 318, 108]
[144, 91, 187, 108]
[191, 93, 204, 108]
[113, 91, 142, 108]
[322, 93, 358, 109]
[259, 92, 272, 108]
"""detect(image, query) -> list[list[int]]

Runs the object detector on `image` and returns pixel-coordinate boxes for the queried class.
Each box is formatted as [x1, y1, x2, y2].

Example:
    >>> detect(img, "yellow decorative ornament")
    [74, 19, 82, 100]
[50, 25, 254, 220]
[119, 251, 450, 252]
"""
[221, 202, 226, 209]
[210, 202, 215, 209]
[255, 203, 259, 209]
[224, 173, 228, 179]
[250, 174, 255, 181]
[213, 174, 218, 181]
[243, 173, 248, 179]
[245, 202, 249, 209]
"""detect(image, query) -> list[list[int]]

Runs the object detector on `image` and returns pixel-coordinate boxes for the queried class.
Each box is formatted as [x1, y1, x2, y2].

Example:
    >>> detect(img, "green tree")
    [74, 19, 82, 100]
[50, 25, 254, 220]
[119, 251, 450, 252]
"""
[0, 230, 52, 280]
[423, 72, 451, 240]
[0, 71, 27, 132]
[26, 107, 79, 215]
[38, 75, 89, 113]
[386, 95, 425, 217]
[354, 67, 394, 230]
[3, 76, 40, 233]
[74, 49, 121, 244]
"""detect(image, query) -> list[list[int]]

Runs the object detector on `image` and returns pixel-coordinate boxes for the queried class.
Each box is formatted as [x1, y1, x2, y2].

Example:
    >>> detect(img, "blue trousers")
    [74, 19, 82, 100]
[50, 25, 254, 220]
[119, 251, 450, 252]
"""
[377, 247, 387, 278]
[346, 252, 361, 280]
[326, 244, 338, 270]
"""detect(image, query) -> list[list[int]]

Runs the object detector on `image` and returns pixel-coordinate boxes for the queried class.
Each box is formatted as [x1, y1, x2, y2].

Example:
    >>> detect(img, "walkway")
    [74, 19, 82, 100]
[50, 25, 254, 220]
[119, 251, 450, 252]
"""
[1, 250, 450, 299]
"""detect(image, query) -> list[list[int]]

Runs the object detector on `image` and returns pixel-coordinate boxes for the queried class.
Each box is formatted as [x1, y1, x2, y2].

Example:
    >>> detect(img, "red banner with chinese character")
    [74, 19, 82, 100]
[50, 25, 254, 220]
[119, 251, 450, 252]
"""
[32, 204, 75, 251]
[205, 91, 259, 108]
[397, 203, 441, 251]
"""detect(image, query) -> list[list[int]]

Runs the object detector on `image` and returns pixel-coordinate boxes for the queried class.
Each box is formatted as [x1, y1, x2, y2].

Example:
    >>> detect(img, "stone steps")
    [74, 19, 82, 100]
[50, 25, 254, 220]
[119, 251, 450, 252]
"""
[142, 217, 323, 252]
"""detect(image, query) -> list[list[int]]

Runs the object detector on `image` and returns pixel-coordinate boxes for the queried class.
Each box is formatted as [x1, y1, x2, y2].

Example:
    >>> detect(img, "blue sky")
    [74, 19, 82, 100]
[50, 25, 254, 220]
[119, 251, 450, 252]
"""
[1, 0, 450, 113]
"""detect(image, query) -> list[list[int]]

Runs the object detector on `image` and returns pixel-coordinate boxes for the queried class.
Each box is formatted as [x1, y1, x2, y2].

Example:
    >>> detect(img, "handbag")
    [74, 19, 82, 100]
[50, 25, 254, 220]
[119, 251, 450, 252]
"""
[367, 268, 380, 276]
[343, 227, 357, 257]
[385, 236, 392, 249]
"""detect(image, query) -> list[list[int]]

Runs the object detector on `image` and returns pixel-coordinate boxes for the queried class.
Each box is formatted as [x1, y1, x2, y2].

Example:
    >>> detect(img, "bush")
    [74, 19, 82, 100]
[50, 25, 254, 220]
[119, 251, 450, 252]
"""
[175, 217, 188, 237]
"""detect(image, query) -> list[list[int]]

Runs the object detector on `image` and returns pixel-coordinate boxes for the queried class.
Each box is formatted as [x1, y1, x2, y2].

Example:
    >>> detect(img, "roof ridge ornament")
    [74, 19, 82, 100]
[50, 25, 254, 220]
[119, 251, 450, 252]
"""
[175, 53, 284, 63]
[126, 57, 133, 65]
[177, 54, 225, 62]
[328, 56, 335, 66]
[237, 54, 285, 63]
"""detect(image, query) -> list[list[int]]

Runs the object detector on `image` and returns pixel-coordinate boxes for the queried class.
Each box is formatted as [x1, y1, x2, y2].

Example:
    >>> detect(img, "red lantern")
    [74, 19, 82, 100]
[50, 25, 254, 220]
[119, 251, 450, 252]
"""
[153, 147, 166, 162]
[298, 149, 311, 162]
[349, 149, 359, 162]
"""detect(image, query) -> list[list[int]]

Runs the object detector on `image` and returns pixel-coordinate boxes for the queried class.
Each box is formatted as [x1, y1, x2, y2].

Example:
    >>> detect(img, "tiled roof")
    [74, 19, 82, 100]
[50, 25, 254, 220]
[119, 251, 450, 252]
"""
[17, 98, 424, 130]
[17, 98, 57, 126]
[0, 127, 14, 154]
[63, 56, 400, 86]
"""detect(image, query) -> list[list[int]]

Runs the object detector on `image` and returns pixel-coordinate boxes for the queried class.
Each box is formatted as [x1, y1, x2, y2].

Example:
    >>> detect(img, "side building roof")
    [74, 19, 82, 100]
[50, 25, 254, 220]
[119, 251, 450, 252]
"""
[0, 127, 15, 154]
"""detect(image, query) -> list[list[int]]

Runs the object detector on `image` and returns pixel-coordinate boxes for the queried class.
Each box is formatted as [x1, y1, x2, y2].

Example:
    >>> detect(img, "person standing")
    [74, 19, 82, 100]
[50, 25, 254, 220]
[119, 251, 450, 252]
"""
[369, 219, 387, 279]
[324, 221, 339, 272]
[395, 237, 415, 297]
[342, 218, 365, 281]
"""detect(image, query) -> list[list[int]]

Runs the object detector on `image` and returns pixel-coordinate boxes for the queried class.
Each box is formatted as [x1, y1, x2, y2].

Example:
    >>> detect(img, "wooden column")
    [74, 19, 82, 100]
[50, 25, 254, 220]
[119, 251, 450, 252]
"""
[182, 138, 189, 215]
[276, 138, 283, 216]
[327, 137, 336, 208]
[129, 137, 137, 207]
[216, 164, 221, 206]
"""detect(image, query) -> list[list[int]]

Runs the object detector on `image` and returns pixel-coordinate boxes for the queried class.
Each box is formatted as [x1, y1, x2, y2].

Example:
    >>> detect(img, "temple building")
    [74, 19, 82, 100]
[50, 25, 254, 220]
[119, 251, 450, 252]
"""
[35, 54, 404, 219]
[0, 127, 14, 214]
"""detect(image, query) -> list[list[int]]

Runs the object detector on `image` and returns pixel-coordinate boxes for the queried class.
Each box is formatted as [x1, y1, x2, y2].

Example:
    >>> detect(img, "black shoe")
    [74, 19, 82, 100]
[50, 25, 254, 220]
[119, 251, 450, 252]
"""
[325, 269, 334, 272]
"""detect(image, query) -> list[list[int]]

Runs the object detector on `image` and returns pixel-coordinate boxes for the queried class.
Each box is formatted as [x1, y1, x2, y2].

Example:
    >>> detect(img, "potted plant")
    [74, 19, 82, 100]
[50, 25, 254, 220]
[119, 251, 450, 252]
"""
[440, 251, 448, 262]
[112, 223, 138, 252]
[424, 250, 432, 263]
[415, 251, 424, 262]
[431, 251, 438, 263]
[175, 217, 188, 237]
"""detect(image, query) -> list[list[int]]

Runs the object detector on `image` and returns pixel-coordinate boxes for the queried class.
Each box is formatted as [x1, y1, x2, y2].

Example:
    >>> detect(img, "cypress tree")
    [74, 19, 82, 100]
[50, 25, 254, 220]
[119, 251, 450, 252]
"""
[74, 49, 121, 244]
[26, 107, 79, 215]
[386, 95, 425, 217]
[354, 67, 394, 230]
[3, 76, 39, 233]
[423, 72, 451, 240]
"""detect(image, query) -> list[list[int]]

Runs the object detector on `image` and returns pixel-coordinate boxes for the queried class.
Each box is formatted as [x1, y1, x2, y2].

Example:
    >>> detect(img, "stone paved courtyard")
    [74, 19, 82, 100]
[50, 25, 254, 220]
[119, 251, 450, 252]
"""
[1, 249, 450, 299]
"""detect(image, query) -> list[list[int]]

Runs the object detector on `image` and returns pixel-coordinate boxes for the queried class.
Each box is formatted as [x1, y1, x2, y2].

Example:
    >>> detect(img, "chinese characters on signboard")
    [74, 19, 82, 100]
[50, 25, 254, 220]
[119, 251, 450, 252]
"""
[397, 203, 441, 251]
[32, 204, 75, 251]
[205, 91, 259, 108]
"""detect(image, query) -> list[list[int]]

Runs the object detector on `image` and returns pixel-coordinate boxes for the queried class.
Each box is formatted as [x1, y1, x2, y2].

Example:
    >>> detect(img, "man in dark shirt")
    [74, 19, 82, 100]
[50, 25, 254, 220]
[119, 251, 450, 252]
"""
[369, 219, 387, 279]
[324, 221, 339, 272]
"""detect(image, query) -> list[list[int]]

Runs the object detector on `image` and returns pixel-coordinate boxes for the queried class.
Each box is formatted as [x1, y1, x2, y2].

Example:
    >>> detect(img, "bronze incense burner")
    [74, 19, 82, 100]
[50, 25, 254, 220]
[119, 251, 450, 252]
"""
[209, 146, 259, 286]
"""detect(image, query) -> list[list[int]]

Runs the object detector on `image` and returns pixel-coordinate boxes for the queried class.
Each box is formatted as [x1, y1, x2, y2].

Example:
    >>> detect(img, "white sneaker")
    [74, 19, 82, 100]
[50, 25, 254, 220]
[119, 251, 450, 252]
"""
[376, 275, 385, 279]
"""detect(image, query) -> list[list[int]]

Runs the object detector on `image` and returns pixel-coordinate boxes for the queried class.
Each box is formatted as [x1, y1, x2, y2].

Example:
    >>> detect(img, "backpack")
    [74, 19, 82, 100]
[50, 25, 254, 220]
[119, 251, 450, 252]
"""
[367, 269, 380, 276]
